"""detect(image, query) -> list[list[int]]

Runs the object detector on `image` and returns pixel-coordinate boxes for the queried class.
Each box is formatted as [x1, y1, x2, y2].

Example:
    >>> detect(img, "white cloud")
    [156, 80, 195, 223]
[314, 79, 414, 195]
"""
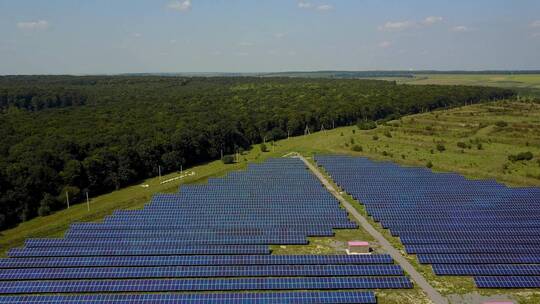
[531, 20, 540, 28]
[532, 32, 540, 38]
[17, 20, 49, 31]
[273, 33, 286, 39]
[451, 25, 470, 32]
[378, 41, 392, 48]
[298, 1, 313, 9]
[170, 39, 177, 44]
[132, 33, 142, 38]
[316, 4, 334, 11]
[236, 52, 249, 56]
[422, 16, 443, 26]
[168, 0, 191, 12]
[379, 20, 415, 31]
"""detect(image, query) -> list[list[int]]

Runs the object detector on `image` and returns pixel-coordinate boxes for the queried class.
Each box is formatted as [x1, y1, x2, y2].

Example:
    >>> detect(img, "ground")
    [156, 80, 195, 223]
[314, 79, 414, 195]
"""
[1, 99, 540, 303]
[385, 74, 540, 99]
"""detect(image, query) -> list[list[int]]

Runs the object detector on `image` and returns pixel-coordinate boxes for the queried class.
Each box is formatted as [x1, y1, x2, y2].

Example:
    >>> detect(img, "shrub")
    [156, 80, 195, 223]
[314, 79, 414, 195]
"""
[477, 143, 483, 150]
[357, 121, 377, 130]
[495, 121, 508, 128]
[436, 144, 446, 152]
[340, 132, 344, 136]
[221, 155, 235, 164]
[426, 161, 433, 168]
[508, 152, 533, 162]
[260, 143, 268, 152]
[352, 129, 356, 134]
[351, 145, 363, 152]
[384, 130, 392, 138]
[372, 135, 379, 141]
[38, 193, 56, 216]
[350, 138, 355, 144]
[457, 142, 467, 149]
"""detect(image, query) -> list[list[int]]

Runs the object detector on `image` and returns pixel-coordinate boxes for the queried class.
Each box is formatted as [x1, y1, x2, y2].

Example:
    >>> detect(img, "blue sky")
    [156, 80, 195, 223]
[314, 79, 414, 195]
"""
[1, 0, 540, 74]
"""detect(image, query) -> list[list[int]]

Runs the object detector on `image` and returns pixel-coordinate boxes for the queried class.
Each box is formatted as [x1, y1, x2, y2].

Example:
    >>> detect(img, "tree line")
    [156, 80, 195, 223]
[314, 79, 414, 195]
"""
[0, 76, 515, 229]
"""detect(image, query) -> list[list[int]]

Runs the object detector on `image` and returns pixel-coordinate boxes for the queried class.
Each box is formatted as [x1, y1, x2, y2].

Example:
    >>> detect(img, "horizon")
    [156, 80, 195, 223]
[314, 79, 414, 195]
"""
[1, 0, 540, 74]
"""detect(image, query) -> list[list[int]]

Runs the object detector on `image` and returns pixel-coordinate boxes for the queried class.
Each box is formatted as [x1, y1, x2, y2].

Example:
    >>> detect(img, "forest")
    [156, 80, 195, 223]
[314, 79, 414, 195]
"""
[0, 76, 515, 229]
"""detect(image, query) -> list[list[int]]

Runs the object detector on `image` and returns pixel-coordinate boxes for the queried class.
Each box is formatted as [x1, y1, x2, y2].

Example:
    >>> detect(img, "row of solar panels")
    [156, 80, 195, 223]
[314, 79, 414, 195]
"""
[315, 155, 540, 288]
[1, 158, 410, 302]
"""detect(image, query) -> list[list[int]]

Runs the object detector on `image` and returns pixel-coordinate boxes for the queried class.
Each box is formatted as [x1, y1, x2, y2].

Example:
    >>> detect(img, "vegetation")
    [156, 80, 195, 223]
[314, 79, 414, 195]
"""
[508, 151, 534, 162]
[0, 75, 513, 229]
[221, 155, 235, 164]
[2, 99, 540, 303]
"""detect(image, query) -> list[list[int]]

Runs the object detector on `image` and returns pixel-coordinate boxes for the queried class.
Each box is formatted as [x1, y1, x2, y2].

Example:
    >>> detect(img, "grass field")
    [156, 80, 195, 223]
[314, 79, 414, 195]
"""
[390, 74, 540, 98]
[2, 99, 540, 303]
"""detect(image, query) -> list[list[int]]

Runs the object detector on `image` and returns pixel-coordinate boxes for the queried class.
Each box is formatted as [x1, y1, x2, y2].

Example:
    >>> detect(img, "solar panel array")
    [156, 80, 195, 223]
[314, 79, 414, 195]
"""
[0, 157, 412, 303]
[315, 155, 540, 289]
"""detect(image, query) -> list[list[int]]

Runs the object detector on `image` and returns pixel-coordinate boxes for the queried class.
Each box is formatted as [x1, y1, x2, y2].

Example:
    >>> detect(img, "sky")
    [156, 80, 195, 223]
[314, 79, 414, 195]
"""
[1, 0, 540, 74]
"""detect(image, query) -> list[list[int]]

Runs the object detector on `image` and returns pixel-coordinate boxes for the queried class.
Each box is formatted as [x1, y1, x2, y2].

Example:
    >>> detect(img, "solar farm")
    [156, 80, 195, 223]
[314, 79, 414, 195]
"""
[0, 158, 413, 303]
[315, 155, 540, 290]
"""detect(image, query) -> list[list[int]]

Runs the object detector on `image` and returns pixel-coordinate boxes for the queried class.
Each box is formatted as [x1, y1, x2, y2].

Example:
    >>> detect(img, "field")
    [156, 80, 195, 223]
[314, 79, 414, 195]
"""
[2, 100, 540, 303]
[393, 74, 540, 98]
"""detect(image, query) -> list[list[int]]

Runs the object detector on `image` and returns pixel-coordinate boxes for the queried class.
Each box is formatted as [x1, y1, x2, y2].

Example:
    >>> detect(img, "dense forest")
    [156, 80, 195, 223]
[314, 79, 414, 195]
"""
[0, 76, 515, 229]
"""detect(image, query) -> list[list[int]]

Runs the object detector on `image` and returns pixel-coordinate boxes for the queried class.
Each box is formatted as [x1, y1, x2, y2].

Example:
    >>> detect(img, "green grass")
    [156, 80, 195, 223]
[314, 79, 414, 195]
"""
[2, 100, 540, 303]
[390, 74, 540, 98]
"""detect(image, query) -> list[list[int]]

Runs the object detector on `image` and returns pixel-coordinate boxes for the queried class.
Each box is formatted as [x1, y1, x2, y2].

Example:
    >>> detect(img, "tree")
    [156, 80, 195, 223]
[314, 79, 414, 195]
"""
[38, 193, 56, 216]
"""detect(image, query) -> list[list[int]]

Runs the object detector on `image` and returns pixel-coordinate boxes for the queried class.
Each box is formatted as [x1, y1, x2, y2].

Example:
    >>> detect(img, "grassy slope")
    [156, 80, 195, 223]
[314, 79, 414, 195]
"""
[1, 100, 540, 303]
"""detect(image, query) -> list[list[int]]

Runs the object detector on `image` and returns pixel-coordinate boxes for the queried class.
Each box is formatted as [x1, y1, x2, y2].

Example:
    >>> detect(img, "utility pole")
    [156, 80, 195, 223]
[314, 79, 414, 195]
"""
[180, 165, 183, 174]
[86, 191, 90, 211]
[287, 130, 290, 139]
[158, 166, 162, 182]
[220, 149, 223, 159]
[66, 191, 70, 209]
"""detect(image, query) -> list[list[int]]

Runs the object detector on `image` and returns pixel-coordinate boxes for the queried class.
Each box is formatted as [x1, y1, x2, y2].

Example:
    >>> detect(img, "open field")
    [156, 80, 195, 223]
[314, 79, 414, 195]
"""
[391, 74, 540, 98]
[2, 100, 540, 303]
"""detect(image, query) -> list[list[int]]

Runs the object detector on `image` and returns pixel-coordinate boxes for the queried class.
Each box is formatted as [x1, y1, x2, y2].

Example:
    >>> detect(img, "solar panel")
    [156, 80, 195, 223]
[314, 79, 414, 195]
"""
[0, 291, 378, 304]
[432, 264, 540, 276]
[315, 154, 540, 288]
[1, 157, 411, 297]
[0, 264, 404, 280]
[475, 276, 540, 288]
[8, 245, 270, 257]
[0, 277, 413, 293]
[0, 254, 394, 268]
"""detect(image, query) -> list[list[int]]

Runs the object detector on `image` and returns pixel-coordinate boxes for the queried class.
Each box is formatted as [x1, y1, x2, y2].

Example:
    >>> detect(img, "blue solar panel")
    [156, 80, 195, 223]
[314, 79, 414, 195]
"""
[1, 157, 412, 298]
[475, 276, 540, 288]
[0, 254, 394, 268]
[0, 291, 378, 304]
[315, 154, 540, 289]
[0, 277, 413, 293]
[0, 264, 404, 280]
[432, 264, 540, 276]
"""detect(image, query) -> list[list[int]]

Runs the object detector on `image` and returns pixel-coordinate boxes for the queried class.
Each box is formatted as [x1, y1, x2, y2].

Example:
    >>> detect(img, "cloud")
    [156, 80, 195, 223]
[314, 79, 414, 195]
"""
[531, 20, 540, 28]
[298, 1, 332, 12]
[273, 33, 286, 39]
[379, 20, 415, 31]
[298, 1, 313, 9]
[422, 16, 443, 26]
[168, 0, 191, 12]
[132, 33, 142, 38]
[378, 41, 392, 48]
[316, 4, 334, 11]
[17, 20, 49, 31]
[451, 25, 470, 32]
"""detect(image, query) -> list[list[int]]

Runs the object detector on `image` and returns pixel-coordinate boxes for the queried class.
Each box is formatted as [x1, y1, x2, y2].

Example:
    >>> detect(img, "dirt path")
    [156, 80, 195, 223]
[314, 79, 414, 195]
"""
[296, 154, 448, 304]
